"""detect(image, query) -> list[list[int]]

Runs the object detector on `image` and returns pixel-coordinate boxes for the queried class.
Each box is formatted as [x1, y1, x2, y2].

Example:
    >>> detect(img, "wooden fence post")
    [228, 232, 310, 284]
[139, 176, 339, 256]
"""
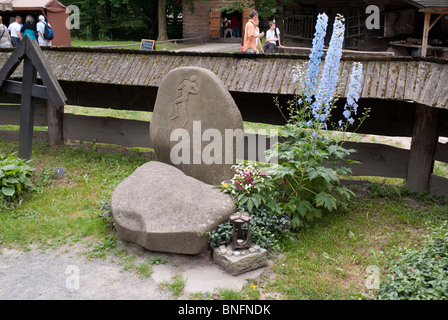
[18, 57, 37, 160]
[47, 100, 64, 146]
[406, 104, 439, 192]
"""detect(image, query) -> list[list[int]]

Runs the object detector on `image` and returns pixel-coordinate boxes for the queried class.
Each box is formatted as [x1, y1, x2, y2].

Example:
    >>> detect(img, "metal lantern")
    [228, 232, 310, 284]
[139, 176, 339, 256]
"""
[230, 212, 252, 250]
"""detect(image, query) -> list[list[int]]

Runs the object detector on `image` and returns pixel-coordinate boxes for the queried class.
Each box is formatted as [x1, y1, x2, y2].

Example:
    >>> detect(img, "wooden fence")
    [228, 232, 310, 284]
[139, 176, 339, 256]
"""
[0, 96, 447, 201]
[0, 49, 447, 200]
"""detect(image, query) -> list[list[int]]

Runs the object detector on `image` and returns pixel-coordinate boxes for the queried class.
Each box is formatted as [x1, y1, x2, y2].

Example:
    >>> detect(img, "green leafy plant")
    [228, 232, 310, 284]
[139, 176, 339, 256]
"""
[265, 105, 358, 229]
[207, 204, 291, 250]
[377, 222, 448, 300]
[149, 256, 167, 265]
[217, 162, 274, 213]
[0, 153, 34, 206]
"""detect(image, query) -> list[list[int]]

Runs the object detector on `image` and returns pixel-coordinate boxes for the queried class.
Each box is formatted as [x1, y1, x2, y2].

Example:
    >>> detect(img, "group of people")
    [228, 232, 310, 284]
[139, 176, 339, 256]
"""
[242, 10, 283, 54]
[221, 16, 241, 39]
[0, 15, 52, 48]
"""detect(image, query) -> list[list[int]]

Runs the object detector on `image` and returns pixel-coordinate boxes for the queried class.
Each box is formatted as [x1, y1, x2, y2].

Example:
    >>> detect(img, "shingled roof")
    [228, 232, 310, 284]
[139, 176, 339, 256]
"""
[0, 47, 447, 109]
[404, 0, 448, 11]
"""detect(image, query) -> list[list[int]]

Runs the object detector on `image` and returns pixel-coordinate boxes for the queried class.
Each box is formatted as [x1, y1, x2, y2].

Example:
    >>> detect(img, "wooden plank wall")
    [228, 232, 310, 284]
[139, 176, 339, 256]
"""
[1, 99, 447, 202]
[182, 0, 239, 39]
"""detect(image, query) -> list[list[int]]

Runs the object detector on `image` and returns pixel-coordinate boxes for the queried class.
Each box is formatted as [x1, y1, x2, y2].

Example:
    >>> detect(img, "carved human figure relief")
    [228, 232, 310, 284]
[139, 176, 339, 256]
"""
[170, 75, 199, 127]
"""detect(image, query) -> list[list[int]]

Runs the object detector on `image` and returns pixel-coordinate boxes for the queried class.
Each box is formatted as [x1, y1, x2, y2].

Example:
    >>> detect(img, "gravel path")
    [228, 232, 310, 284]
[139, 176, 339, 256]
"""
[0, 242, 266, 300]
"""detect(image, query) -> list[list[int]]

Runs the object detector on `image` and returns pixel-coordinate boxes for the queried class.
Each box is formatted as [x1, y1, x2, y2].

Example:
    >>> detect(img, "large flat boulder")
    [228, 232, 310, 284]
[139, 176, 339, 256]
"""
[111, 161, 236, 255]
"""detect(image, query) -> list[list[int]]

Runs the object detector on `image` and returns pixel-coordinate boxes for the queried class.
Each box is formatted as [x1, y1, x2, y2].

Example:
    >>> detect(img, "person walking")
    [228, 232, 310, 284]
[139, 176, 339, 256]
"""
[242, 11, 264, 54]
[21, 15, 37, 41]
[0, 16, 12, 48]
[262, 21, 283, 54]
[37, 15, 52, 47]
[7, 16, 23, 48]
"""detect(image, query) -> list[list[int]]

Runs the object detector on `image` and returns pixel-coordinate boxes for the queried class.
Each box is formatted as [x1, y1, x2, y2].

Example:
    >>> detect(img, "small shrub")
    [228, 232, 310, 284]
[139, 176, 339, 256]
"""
[207, 205, 291, 250]
[148, 256, 167, 265]
[377, 223, 448, 300]
[0, 153, 34, 207]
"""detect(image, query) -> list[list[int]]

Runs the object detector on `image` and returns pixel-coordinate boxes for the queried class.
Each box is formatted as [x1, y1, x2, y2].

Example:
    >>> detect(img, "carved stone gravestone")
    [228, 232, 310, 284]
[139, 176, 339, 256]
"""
[150, 67, 244, 185]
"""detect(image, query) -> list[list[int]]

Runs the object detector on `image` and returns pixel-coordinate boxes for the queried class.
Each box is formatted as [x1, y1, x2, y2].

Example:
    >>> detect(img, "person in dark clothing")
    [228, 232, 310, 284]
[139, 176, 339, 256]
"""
[21, 15, 37, 40]
[231, 15, 241, 38]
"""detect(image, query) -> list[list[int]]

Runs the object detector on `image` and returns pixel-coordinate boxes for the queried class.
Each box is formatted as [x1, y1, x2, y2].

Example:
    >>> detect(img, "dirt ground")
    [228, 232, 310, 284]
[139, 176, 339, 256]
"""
[0, 241, 267, 300]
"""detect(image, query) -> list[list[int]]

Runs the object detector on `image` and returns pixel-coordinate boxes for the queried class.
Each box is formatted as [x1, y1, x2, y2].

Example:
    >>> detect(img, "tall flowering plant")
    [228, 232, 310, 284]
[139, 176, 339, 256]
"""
[266, 13, 369, 229]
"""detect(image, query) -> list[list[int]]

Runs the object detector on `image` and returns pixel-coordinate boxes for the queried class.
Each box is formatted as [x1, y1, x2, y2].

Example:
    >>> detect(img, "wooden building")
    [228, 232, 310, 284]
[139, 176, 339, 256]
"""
[0, 0, 71, 47]
[282, 0, 448, 56]
[182, 0, 448, 57]
[183, 0, 251, 40]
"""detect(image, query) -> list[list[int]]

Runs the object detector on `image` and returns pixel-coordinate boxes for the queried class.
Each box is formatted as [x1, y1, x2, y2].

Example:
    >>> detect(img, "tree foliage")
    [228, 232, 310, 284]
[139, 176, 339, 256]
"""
[218, 0, 281, 19]
[61, 0, 182, 41]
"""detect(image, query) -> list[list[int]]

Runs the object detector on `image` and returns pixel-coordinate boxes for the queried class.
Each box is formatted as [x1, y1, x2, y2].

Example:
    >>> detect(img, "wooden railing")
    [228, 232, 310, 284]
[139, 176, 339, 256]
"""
[284, 15, 315, 40]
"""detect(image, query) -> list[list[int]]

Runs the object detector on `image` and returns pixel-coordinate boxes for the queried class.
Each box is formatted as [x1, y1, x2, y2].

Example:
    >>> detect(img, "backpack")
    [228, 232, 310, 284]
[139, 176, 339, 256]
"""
[43, 22, 54, 40]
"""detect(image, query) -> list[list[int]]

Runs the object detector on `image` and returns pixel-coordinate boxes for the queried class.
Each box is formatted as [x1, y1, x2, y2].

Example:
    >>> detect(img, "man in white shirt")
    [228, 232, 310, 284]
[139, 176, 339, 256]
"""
[8, 16, 23, 48]
[37, 15, 52, 47]
[262, 21, 283, 54]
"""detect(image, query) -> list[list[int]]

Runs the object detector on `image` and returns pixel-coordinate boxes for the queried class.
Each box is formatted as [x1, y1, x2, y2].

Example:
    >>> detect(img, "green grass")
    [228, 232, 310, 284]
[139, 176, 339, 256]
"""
[160, 274, 186, 298]
[265, 184, 448, 300]
[1, 139, 447, 300]
[0, 139, 148, 249]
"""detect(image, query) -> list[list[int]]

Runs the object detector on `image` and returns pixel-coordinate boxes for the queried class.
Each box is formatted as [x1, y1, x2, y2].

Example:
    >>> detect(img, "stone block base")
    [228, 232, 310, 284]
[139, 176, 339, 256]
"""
[213, 245, 267, 276]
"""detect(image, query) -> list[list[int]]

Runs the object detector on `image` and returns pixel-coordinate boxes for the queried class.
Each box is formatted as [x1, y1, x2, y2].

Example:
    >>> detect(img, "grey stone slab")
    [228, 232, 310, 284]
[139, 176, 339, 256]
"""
[111, 161, 236, 255]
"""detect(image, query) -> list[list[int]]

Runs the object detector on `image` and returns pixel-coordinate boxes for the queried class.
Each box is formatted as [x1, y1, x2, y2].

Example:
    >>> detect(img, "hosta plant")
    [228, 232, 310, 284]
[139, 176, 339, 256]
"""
[0, 153, 34, 206]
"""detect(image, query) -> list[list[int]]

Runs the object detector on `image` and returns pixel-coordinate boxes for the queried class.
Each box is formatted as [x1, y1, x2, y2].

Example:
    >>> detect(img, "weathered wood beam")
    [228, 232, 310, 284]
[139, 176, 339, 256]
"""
[419, 13, 444, 58]
[421, 12, 431, 58]
[429, 174, 448, 201]
[0, 102, 48, 126]
[429, 14, 444, 30]
[3, 80, 49, 100]
[47, 100, 64, 146]
[24, 37, 67, 109]
[406, 104, 439, 192]
[18, 57, 37, 160]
